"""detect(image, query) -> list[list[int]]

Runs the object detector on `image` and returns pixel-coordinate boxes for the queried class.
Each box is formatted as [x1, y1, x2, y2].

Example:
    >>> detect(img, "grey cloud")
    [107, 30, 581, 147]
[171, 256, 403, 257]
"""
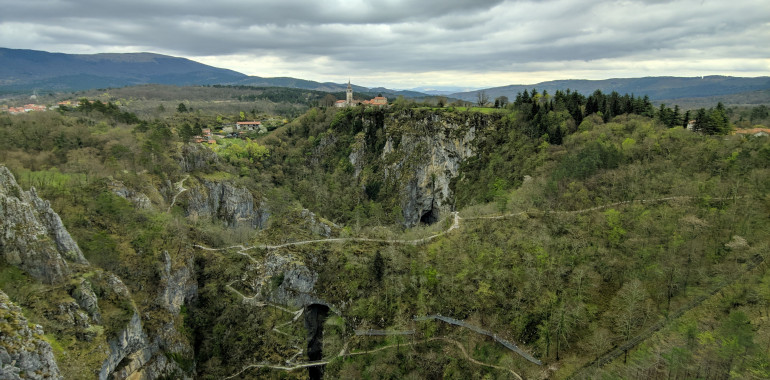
[0, 0, 767, 84]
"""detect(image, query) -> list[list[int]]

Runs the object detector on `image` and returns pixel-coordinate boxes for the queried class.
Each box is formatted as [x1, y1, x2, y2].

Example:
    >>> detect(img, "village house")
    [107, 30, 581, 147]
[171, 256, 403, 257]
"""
[236, 121, 263, 131]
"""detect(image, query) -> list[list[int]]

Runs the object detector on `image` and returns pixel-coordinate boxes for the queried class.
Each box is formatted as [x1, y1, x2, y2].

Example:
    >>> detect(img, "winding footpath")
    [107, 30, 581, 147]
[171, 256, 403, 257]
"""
[225, 337, 523, 380]
[196, 196, 738, 255]
[166, 174, 189, 213]
[201, 194, 742, 379]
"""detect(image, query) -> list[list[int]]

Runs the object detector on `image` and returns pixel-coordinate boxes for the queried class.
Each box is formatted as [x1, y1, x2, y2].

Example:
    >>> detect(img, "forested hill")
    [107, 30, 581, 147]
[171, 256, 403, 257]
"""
[0, 48, 425, 98]
[0, 48, 247, 91]
[452, 76, 770, 102]
[1, 82, 770, 379]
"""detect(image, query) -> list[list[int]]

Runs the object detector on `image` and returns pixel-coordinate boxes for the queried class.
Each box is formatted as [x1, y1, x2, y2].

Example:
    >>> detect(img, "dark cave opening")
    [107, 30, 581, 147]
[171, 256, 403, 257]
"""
[420, 206, 440, 225]
[305, 303, 330, 380]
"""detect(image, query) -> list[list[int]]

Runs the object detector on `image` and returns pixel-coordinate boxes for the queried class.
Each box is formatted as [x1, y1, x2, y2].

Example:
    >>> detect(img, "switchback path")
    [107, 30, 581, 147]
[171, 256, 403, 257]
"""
[166, 174, 189, 213]
[225, 336, 522, 380]
[204, 194, 741, 379]
[196, 195, 735, 254]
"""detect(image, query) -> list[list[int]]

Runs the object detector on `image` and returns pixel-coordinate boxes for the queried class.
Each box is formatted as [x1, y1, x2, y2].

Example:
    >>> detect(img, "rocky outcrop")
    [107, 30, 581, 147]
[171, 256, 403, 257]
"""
[92, 271, 192, 380]
[183, 177, 269, 229]
[71, 279, 102, 324]
[178, 143, 220, 173]
[0, 290, 61, 380]
[243, 252, 319, 309]
[98, 312, 148, 380]
[376, 111, 479, 227]
[0, 166, 88, 284]
[160, 250, 197, 315]
[300, 209, 336, 238]
[107, 180, 153, 210]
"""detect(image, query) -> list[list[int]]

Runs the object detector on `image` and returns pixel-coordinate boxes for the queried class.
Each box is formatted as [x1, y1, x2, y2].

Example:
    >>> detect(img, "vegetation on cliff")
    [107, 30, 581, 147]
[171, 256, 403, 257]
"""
[0, 85, 769, 379]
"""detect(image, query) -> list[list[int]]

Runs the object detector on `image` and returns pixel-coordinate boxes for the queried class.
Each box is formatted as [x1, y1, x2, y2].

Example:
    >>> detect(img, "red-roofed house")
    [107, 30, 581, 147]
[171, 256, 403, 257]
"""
[236, 121, 262, 131]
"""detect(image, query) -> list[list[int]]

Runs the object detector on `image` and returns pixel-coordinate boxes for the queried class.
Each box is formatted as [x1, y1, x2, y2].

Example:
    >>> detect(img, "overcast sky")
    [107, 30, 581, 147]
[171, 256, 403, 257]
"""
[1, 0, 768, 89]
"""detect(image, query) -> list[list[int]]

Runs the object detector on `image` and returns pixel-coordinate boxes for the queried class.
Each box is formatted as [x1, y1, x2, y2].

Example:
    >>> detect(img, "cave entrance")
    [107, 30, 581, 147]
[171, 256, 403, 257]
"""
[420, 206, 440, 225]
[305, 303, 330, 380]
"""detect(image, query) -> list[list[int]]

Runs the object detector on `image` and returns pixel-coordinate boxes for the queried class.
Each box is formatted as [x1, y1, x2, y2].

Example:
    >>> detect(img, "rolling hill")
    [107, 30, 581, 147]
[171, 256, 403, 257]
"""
[452, 76, 770, 102]
[0, 48, 426, 98]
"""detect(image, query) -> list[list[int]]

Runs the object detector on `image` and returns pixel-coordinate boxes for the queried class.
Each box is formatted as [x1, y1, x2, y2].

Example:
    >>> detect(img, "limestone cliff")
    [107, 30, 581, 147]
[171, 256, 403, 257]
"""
[0, 290, 61, 380]
[0, 166, 87, 284]
[177, 143, 220, 173]
[182, 176, 269, 229]
[349, 110, 482, 227]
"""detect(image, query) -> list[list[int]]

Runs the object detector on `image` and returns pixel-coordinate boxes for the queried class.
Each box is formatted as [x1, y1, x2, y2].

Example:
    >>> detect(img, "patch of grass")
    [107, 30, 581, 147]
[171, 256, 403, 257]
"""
[42, 334, 65, 355]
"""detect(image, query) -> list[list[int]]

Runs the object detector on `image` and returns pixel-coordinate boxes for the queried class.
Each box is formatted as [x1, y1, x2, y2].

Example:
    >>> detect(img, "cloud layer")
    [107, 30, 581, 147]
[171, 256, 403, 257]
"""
[1, 0, 767, 88]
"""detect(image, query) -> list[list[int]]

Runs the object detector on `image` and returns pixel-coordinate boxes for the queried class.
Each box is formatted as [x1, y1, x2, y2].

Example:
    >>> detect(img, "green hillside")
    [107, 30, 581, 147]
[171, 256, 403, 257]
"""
[1, 89, 769, 379]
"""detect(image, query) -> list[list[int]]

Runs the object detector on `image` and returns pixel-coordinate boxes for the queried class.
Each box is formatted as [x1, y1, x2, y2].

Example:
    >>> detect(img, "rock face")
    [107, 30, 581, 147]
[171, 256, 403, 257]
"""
[243, 252, 319, 309]
[0, 290, 62, 380]
[352, 111, 479, 227]
[160, 250, 197, 315]
[98, 311, 149, 380]
[183, 177, 269, 229]
[0, 166, 88, 284]
[71, 279, 102, 325]
[178, 143, 220, 173]
[107, 180, 153, 210]
[300, 208, 336, 237]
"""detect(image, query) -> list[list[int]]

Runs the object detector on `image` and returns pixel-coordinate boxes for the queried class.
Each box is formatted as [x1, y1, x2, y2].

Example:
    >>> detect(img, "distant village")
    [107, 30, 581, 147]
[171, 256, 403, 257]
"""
[0, 99, 75, 114]
[334, 81, 387, 107]
[192, 121, 266, 144]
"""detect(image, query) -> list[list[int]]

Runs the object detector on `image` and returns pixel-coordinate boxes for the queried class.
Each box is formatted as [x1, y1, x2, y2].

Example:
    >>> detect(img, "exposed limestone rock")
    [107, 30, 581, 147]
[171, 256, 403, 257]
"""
[160, 251, 197, 315]
[99, 312, 148, 380]
[300, 208, 335, 237]
[71, 279, 102, 324]
[379, 111, 479, 227]
[0, 290, 61, 380]
[178, 143, 220, 173]
[0, 166, 88, 284]
[107, 180, 153, 210]
[348, 132, 366, 178]
[96, 266, 194, 380]
[183, 177, 269, 229]
[244, 252, 319, 309]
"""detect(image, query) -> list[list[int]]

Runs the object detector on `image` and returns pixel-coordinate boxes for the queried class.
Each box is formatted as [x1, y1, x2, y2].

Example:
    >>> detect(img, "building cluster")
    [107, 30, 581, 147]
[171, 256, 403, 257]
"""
[334, 80, 388, 108]
[192, 121, 265, 144]
[2, 104, 48, 114]
[1, 100, 79, 115]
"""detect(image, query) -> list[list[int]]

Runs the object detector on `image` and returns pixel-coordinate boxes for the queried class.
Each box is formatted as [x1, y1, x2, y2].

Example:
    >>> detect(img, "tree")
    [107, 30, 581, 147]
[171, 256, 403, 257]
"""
[476, 91, 489, 107]
[321, 94, 337, 107]
[177, 102, 188, 113]
[611, 279, 651, 363]
[370, 251, 385, 282]
[750, 105, 769, 122]
[494, 96, 509, 108]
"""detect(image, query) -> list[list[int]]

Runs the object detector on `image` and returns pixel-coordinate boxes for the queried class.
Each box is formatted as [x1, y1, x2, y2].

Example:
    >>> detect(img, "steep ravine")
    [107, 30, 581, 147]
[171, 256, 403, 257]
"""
[305, 304, 330, 380]
[0, 166, 196, 379]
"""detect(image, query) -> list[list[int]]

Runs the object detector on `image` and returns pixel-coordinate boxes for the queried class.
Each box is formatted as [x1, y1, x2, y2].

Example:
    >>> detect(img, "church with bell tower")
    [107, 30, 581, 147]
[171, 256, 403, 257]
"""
[346, 79, 353, 105]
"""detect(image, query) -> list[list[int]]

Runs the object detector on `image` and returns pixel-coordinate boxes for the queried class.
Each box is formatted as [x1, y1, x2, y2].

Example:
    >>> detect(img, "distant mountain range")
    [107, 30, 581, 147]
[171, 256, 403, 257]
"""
[1, 48, 768, 103]
[0, 48, 424, 98]
[449, 76, 770, 102]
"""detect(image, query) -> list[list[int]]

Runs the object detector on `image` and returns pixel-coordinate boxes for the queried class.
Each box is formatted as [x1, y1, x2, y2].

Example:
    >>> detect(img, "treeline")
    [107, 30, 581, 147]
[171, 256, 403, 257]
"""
[508, 88, 735, 146]
[59, 98, 141, 124]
